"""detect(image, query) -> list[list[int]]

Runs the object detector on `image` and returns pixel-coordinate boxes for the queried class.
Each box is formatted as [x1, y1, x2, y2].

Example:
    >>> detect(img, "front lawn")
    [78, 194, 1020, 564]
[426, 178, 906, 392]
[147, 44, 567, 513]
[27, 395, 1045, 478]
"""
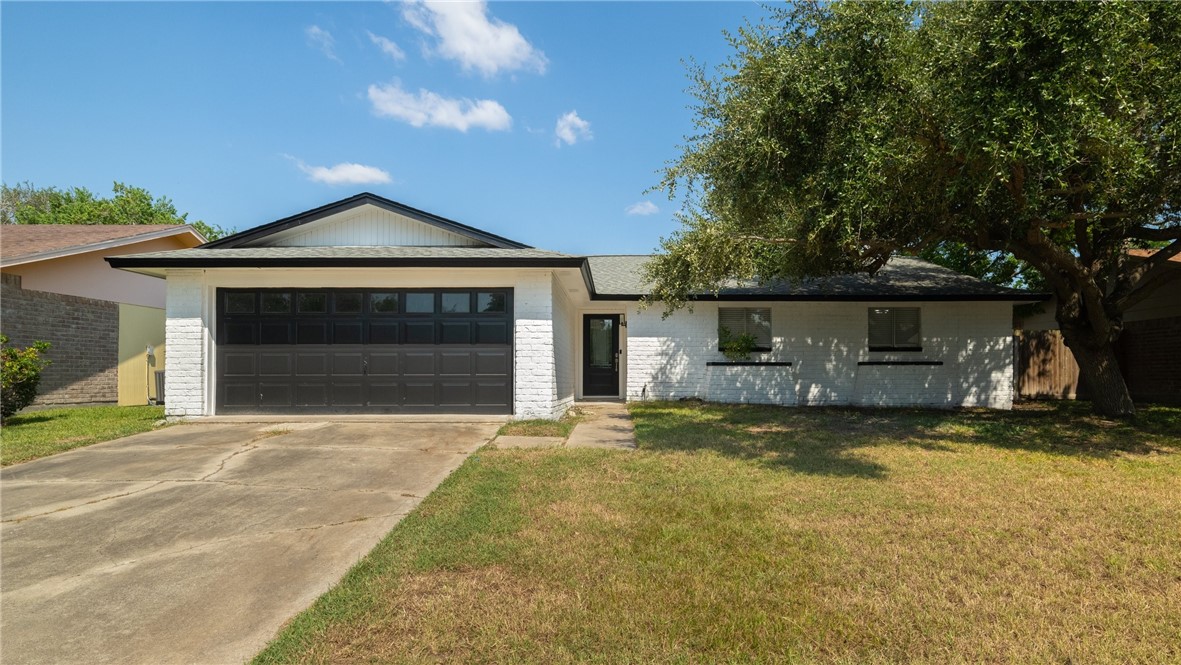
[255, 401, 1181, 664]
[1, 405, 166, 466]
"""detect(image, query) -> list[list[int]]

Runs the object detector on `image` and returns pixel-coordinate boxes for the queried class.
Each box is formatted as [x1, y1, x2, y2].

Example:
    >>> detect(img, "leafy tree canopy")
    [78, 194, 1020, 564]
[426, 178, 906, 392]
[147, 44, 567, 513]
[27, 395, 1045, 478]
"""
[648, 1, 1181, 416]
[1, 181, 227, 241]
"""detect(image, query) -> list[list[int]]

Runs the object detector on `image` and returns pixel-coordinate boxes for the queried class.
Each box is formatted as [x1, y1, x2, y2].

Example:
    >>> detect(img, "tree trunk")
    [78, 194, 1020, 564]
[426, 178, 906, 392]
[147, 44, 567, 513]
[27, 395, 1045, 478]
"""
[1060, 332, 1136, 418]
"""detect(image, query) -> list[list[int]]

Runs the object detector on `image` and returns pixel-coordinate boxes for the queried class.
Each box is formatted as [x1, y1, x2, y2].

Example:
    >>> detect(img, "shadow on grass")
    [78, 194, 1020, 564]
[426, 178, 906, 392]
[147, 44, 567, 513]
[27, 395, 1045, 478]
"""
[4, 414, 57, 426]
[631, 400, 1181, 479]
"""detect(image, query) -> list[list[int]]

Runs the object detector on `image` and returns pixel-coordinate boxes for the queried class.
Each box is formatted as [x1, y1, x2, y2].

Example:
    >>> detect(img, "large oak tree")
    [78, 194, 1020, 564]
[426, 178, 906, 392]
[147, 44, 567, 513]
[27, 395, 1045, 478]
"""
[648, 1, 1181, 417]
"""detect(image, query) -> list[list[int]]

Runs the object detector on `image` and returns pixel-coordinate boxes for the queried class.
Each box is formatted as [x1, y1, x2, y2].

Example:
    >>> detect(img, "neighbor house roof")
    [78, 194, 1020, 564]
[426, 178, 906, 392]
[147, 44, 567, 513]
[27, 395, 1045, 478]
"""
[107, 246, 584, 276]
[583, 255, 1046, 301]
[1, 224, 205, 267]
[1128, 247, 1181, 266]
[201, 192, 531, 250]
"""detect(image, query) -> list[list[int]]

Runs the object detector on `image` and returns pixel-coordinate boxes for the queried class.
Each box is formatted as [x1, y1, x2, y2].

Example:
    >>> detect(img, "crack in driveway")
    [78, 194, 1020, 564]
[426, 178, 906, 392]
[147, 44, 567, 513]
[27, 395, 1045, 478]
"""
[2, 512, 409, 602]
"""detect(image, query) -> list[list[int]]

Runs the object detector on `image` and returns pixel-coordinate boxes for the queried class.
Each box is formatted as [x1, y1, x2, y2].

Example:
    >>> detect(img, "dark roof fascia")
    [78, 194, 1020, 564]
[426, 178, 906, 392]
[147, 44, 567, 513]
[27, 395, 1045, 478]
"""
[105, 256, 585, 270]
[200, 193, 531, 250]
[579, 260, 598, 297]
[589, 292, 1051, 302]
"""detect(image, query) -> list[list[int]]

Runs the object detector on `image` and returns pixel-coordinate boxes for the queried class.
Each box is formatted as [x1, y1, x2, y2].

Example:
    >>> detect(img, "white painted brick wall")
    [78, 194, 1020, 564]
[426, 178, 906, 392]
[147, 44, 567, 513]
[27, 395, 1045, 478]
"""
[551, 274, 575, 416]
[164, 270, 206, 417]
[513, 272, 562, 419]
[625, 300, 1014, 409]
[706, 364, 797, 405]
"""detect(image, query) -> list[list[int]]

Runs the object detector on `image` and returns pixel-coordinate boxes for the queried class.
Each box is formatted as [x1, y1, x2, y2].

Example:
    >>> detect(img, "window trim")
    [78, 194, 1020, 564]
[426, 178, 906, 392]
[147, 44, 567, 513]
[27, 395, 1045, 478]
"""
[717, 307, 773, 353]
[867, 307, 922, 352]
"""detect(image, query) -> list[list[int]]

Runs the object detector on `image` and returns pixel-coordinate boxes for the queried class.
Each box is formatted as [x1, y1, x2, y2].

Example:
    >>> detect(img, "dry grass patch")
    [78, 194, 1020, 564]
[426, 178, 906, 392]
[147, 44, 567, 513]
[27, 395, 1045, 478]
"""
[497, 408, 587, 438]
[255, 401, 1181, 664]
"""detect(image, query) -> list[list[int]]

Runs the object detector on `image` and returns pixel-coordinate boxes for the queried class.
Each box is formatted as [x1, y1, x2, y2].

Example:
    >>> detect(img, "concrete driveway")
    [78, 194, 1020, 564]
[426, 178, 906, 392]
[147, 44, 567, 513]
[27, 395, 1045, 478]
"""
[0, 420, 497, 665]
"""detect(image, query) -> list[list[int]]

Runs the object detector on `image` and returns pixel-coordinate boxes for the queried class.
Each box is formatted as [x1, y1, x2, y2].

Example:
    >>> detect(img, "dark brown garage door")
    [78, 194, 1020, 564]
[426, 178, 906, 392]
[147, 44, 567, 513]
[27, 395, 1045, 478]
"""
[216, 288, 512, 414]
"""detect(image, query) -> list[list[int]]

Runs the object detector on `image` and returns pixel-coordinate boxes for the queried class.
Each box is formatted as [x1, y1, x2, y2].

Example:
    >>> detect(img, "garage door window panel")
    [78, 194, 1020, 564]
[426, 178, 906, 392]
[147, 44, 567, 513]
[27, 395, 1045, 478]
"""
[478, 292, 507, 313]
[261, 293, 292, 314]
[442, 293, 471, 314]
[297, 293, 327, 314]
[370, 293, 399, 314]
[334, 292, 363, 314]
[405, 293, 435, 314]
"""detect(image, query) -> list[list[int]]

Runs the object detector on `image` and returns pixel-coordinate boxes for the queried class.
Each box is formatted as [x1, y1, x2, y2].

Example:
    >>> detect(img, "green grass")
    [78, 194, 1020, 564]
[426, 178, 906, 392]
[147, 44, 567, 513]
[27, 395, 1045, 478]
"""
[1, 405, 166, 466]
[255, 401, 1181, 664]
[496, 407, 585, 438]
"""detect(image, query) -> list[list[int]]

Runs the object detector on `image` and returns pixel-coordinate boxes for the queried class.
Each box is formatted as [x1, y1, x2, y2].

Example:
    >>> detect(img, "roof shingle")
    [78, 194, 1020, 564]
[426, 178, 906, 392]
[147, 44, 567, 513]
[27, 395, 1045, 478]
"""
[1, 224, 195, 264]
[585, 254, 1042, 301]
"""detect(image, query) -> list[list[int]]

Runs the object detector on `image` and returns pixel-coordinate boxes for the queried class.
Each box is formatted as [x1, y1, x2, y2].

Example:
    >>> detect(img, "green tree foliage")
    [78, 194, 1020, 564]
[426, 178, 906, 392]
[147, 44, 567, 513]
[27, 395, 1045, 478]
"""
[649, 1, 1181, 417]
[1, 335, 52, 422]
[1, 181, 228, 240]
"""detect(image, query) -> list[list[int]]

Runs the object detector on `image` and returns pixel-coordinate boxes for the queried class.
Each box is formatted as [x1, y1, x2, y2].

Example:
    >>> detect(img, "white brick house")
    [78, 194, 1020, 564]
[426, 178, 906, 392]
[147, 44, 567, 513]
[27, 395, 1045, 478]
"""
[109, 193, 1041, 418]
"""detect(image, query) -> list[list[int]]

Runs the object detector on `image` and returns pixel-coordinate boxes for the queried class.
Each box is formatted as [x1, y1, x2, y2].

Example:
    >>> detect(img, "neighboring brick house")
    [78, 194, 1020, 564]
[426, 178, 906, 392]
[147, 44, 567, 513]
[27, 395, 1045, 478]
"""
[1, 224, 205, 406]
[1016, 250, 1181, 405]
[106, 193, 1042, 418]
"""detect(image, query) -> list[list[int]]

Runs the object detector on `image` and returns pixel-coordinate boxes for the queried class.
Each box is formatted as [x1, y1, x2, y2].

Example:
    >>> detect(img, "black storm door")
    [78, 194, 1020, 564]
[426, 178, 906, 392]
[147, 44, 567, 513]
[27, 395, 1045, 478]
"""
[583, 314, 620, 397]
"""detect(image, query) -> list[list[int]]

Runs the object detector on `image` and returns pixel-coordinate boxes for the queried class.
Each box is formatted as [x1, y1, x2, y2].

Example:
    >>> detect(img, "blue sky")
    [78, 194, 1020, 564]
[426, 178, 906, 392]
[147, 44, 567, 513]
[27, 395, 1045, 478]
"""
[3, 1, 773, 254]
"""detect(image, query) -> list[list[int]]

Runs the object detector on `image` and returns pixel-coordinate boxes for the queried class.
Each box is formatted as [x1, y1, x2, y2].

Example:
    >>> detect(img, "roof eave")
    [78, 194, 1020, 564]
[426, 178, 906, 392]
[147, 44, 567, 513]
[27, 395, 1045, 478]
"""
[105, 256, 586, 271]
[201, 193, 531, 250]
[1, 226, 206, 268]
[589, 292, 1051, 302]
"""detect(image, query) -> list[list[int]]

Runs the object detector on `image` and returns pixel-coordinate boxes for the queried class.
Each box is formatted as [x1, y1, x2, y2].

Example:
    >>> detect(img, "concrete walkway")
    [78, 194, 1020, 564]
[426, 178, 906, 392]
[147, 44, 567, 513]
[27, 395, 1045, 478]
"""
[1, 421, 496, 665]
[495, 402, 636, 450]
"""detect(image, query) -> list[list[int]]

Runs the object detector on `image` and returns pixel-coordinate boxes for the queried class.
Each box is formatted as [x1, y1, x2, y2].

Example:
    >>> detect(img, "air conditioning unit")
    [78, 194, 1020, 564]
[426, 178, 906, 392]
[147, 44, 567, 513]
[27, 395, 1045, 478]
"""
[154, 370, 166, 405]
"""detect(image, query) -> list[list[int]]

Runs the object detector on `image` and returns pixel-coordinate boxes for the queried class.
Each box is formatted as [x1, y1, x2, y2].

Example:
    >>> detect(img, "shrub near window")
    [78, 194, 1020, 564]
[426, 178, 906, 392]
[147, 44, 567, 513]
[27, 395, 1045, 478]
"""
[1, 334, 51, 422]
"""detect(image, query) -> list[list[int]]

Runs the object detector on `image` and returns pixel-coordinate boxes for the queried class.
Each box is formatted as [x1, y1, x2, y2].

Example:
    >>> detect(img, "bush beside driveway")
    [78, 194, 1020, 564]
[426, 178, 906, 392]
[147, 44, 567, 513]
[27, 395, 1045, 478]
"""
[255, 401, 1181, 664]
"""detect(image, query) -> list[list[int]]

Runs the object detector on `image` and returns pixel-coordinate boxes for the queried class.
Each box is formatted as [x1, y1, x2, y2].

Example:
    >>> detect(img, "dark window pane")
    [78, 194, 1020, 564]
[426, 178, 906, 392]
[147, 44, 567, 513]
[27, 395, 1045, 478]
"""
[868, 308, 893, 347]
[442, 293, 471, 313]
[477, 292, 506, 313]
[261, 292, 292, 314]
[894, 308, 922, 348]
[335, 292, 362, 313]
[297, 292, 326, 313]
[370, 292, 399, 314]
[225, 292, 255, 314]
[406, 292, 435, 314]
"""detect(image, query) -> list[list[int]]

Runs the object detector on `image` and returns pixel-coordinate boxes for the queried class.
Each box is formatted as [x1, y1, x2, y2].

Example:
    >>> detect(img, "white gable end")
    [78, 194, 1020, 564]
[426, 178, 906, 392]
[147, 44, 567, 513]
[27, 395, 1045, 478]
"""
[254, 204, 488, 248]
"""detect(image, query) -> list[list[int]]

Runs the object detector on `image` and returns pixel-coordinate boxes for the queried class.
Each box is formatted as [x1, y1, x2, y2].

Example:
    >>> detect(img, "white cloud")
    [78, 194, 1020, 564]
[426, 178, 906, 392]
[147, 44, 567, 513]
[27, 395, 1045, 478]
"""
[401, 0, 547, 77]
[287, 156, 392, 185]
[305, 25, 341, 63]
[367, 80, 512, 132]
[554, 110, 592, 146]
[625, 201, 660, 216]
[367, 31, 406, 62]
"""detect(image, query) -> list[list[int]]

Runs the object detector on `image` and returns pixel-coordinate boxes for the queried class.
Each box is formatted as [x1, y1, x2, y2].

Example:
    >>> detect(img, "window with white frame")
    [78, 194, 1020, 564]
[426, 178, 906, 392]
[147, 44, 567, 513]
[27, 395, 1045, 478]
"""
[718, 307, 772, 352]
[868, 307, 922, 351]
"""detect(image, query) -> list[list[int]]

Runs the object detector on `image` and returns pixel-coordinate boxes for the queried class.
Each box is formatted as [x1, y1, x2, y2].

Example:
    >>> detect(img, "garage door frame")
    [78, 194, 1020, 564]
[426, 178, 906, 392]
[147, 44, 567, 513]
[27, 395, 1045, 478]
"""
[214, 287, 514, 414]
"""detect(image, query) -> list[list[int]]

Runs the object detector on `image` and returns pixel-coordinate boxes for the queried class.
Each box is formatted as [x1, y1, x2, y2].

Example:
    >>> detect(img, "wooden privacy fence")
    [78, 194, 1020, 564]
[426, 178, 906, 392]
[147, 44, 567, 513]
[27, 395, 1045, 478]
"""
[1016, 330, 1084, 400]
